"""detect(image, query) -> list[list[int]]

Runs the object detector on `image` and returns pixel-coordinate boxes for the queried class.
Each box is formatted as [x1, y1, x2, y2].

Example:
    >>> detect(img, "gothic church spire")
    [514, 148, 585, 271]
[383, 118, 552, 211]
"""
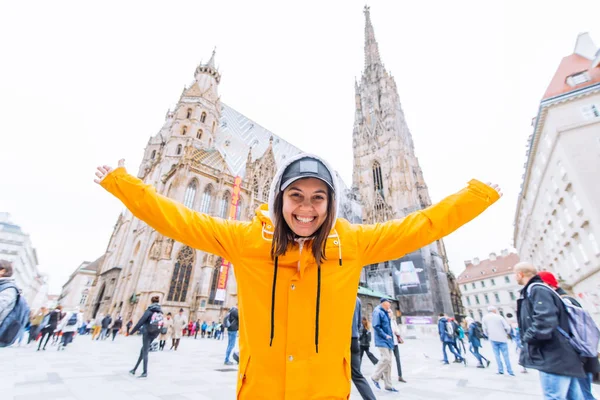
[363, 6, 382, 69]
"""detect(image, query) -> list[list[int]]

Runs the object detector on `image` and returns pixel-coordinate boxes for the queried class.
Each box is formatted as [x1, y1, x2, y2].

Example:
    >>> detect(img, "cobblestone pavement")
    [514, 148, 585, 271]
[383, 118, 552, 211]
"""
[3, 334, 550, 399]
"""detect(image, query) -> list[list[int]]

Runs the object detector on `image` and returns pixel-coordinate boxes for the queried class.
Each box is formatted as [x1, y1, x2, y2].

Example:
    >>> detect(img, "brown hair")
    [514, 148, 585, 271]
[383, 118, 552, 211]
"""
[151, 296, 160, 303]
[0, 260, 13, 277]
[270, 188, 335, 266]
[361, 316, 371, 330]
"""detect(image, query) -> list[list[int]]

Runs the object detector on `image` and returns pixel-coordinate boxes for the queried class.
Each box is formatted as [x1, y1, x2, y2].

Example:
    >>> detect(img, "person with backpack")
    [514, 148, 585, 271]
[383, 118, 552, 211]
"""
[466, 317, 490, 368]
[538, 271, 600, 400]
[201, 320, 207, 338]
[515, 262, 585, 399]
[224, 305, 239, 365]
[111, 316, 123, 341]
[438, 313, 465, 365]
[129, 296, 163, 378]
[94, 156, 501, 399]
[99, 314, 112, 340]
[359, 316, 378, 366]
[37, 305, 62, 351]
[0, 260, 30, 348]
[57, 310, 81, 350]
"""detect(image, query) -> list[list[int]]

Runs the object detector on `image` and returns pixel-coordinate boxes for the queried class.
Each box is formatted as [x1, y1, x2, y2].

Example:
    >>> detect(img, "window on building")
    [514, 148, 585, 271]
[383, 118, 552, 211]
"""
[571, 192, 583, 214]
[510, 291, 516, 301]
[546, 191, 552, 204]
[176, 144, 182, 155]
[557, 161, 567, 180]
[578, 242, 590, 264]
[212, 121, 216, 132]
[484, 294, 490, 304]
[80, 290, 89, 305]
[181, 126, 187, 135]
[150, 150, 156, 159]
[186, 108, 192, 119]
[201, 112, 207, 123]
[183, 180, 197, 208]
[551, 177, 559, 193]
[252, 178, 259, 198]
[504, 276, 510, 284]
[219, 192, 231, 219]
[491, 278, 496, 286]
[481, 281, 486, 288]
[494, 293, 500, 303]
[372, 162, 383, 193]
[235, 198, 243, 220]
[197, 129, 203, 140]
[557, 219, 565, 235]
[208, 262, 223, 306]
[472, 282, 476, 289]
[467, 297, 471, 306]
[475, 295, 480, 305]
[478, 309, 483, 320]
[167, 246, 194, 302]
[469, 310, 474, 319]
[564, 208, 573, 226]
[581, 104, 600, 119]
[499, 309, 505, 317]
[569, 250, 579, 270]
[588, 232, 600, 255]
[200, 186, 213, 213]
[463, 285, 468, 292]
[262, 183, 270, 203]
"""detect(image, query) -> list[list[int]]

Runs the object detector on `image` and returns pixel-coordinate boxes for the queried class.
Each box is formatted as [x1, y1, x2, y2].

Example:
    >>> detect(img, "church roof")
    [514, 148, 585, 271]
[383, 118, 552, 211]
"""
[214, 103, 302, 177]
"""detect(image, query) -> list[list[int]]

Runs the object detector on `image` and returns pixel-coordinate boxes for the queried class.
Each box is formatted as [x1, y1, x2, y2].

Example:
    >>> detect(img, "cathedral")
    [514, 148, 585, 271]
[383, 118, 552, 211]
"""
[85, 7, 462, 325]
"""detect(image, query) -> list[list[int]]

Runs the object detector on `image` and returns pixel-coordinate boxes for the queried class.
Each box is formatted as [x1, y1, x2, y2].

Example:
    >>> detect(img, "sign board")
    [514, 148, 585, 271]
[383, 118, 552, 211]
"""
[405, 316, 434, 325]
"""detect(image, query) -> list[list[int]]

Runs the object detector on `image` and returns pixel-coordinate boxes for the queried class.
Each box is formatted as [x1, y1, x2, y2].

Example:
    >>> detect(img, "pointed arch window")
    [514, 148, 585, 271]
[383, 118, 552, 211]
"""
[372, 162, 383, 193]
[150, 150, 156, 159]
[236, 198, 243, 220]
[262, 183, 270, 203]
[197, 129, 203, 140]
[167, 246, 195, 302]
[186, 108, 192, 119]
[200, 185, 213, 214]
[219, 191, 231, 218]
[208, 261, 223, 305]
[252, 177, 259, 198]
[176, 144, 182, 155]
[212, 121, 216, 132]
[181, 126, 187, 135]
[201, 112, 207, 123]
[183, 180, 197, 208]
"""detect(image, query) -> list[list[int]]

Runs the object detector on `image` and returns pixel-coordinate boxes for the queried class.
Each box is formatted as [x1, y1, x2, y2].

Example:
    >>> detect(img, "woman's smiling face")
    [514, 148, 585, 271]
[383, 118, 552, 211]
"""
[281, 177, 329, 237]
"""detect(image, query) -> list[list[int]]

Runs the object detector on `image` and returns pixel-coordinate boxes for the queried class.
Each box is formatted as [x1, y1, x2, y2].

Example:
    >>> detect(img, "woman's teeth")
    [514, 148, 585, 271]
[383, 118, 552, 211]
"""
[295, 216, 315, 223]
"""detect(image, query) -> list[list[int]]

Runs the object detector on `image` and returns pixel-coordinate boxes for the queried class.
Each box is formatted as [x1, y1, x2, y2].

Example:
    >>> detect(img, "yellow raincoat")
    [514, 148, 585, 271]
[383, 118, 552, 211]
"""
[101, 165, 499, 399]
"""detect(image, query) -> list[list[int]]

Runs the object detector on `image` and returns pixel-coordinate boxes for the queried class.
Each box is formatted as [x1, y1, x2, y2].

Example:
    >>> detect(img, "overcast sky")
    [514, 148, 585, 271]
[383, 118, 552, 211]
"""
[1, 0, 599, 294]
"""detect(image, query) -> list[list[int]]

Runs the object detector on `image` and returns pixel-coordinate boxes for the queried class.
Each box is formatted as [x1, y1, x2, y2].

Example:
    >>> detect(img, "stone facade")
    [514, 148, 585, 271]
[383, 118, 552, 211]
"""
[58, 257, 102, 313]
[354, 7, 462, 319]
[514, 33, 600, 324]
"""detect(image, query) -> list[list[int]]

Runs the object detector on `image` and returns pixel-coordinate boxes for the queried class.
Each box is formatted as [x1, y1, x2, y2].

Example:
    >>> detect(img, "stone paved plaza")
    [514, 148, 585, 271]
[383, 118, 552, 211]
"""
[3, 333, 549, 400]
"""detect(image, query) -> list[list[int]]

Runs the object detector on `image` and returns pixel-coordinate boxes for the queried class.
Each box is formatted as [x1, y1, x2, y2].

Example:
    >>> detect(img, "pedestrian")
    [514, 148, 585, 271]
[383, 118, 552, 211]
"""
[0, 261, 30, 348]
[386, 308, 406, 383]
[194, 320, 200, 339]
[455, 320, 467, 354]
[159, 312, 173, 350]
[370, 298, 398, 392]
[28, 307, 46, 344]
[482, 306, 514, 376]
[126, 319, 133, 336]
[129, 295, 163, 378]
[515, 262, 585, 399]
[220, 322, 225, 340]
[438, 313, 465, 365]
[187, 320, 193, 337]
[38, 306, 62, 351]
[224, 305, 239, 365]
[538, 271, 600, 400]
[359, 317, 378, 366]
[205, 321, 213, 338]
[91, 314, 103, 340]
[56, 310, 81, 350]
[350, 297, 376, 400]
[466, 316, 490, 368]
[100, 314, 112, 340]
[111, 315, 123, 341]
[95, 155, 501, 399]
[201, 320, 207, 338]
[171, 308, 186, 351]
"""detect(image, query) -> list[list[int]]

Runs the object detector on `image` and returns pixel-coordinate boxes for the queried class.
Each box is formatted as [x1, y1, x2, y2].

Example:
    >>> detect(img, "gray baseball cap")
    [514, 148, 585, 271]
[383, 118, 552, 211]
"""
[280, 157, 334, 192]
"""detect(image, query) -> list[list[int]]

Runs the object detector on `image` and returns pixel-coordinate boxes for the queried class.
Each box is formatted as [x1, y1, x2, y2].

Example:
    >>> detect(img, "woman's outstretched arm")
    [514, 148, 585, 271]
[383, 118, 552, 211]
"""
[357, 179, 502, 266]
[95, 160, 249, 262]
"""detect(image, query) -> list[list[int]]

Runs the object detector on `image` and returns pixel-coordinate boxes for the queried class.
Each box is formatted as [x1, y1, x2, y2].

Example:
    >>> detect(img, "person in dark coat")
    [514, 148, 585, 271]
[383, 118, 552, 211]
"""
[99, 314, 112, 340]
[438, 313, 465, 365]
[126, 320, 133, 336]
[359, 317, 378, 366]
[224, 305, 239, 365]
[538, 271, 600, 400]
[466, 317, 490, 368]
[129, 296, 162, 378]
[515, 263, 585, 399]
[371, 298, 398, 392]
[350, 297, 376, 400]
[37, 305, 62, 351]
[111, 316, 123, 341]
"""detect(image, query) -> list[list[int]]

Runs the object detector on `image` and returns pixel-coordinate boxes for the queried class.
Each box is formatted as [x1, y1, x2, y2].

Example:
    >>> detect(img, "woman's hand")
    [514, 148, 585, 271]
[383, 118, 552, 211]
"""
[486, 182, 503, 197]
[94, 159, 125, 184]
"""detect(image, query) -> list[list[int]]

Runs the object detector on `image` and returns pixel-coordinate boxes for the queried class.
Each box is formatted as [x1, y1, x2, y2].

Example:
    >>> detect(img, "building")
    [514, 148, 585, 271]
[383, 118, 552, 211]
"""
[514, 32, 600, 323]
[58, 256, 103, 312]
[457, 251, 521, 322]
[0, 212, 48, 311]
[354, 7, 461, 319]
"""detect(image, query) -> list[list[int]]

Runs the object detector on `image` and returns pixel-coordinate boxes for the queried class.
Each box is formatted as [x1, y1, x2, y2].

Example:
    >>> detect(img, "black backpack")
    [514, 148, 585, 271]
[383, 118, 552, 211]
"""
[473, 322, 485, 339]
[0, 284, 30, 347]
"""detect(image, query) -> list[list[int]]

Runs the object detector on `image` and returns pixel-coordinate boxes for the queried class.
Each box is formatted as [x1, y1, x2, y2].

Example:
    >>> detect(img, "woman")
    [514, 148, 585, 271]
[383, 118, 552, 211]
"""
[359, 317, 378, 366]
[37, 305, 62, 351]
[466, 317, 490, 368]
[95, 155, 501, 399]
[129, 295, 162, 378]
[56, 310, 81, 350]
[387, 308, 406, 383]
[28, 308, 46, 344]
[159, 312, 173, 350]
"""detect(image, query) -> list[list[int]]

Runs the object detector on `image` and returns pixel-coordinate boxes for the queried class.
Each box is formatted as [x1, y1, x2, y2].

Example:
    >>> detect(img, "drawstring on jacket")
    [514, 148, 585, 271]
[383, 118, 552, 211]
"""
[270, 256, 279, 347]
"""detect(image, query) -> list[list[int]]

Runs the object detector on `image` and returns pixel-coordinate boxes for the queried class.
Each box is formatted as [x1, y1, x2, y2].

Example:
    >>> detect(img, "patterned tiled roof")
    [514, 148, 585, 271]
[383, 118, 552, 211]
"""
[457, 253, 520, 284]
[215, 104, 303, 176]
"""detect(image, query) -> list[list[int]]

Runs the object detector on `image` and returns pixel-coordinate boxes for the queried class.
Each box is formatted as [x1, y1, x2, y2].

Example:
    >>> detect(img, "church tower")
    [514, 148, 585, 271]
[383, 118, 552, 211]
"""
[353, 7, 464, 319]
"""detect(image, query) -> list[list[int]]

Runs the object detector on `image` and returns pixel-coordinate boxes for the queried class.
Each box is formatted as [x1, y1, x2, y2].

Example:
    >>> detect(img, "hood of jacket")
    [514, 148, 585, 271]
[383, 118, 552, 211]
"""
[148, 303, 162, 313]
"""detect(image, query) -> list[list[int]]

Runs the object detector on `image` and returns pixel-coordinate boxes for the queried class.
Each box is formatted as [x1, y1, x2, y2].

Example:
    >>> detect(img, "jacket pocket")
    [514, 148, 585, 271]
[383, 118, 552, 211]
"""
[236, 353, 251, 399]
